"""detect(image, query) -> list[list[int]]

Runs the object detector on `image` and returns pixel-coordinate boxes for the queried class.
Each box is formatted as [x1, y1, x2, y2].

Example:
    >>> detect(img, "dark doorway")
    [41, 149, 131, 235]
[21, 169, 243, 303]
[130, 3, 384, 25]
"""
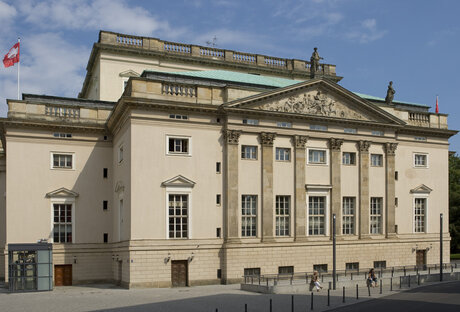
[54, 264, 72, 286]
[416, 250, 427, 268]
[171, 260, 188, 287]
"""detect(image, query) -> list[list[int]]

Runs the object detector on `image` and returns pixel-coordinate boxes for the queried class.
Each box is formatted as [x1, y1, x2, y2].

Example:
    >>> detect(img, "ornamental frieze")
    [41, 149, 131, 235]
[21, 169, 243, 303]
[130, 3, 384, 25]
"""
[257, 91, 367, 120]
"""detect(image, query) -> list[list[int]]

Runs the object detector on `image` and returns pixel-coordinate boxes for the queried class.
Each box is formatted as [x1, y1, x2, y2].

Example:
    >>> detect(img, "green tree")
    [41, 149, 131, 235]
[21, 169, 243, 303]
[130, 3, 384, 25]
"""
[450, 152, 460, 253]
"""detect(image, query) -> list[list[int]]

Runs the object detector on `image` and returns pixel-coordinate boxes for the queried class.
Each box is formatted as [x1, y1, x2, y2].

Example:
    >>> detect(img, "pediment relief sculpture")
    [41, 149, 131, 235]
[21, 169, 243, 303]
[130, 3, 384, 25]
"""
[257, 91, 369, 121]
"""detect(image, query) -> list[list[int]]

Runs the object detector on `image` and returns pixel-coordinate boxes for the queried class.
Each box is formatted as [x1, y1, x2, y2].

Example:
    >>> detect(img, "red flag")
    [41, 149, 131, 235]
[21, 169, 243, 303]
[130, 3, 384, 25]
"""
[436, 95, 439, 114]
[3, 42, 20, 68]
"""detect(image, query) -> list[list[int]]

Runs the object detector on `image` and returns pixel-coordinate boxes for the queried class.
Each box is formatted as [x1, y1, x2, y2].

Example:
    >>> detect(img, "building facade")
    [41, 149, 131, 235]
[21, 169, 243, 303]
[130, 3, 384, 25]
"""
[0, 31, 456, 288]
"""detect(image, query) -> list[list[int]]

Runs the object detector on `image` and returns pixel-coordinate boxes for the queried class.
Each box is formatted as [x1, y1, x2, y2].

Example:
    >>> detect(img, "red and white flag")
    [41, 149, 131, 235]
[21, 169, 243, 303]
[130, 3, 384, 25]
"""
[436, 95, 439, 114]
[3, 42, 20, 68]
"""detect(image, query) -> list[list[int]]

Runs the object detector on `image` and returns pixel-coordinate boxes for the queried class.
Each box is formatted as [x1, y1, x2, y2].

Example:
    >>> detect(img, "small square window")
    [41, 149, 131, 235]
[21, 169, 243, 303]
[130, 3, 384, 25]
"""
[373, 261, 386, 269]
[103, 233, 108, 243]
[242, 145, 257, 160]
[168, 137, 190, 154]
[103, 168, 108, 178]
[395, 171, 398, 180]
[217, 269, 222, 278]
[169, 114, 188, 120]
[244, 268, 260, 276]
[275, 148, 291, 161]
[310, 125, 328, 131]
[216, 162, 221, 173]
[243, 119, 259, 125]
[344, 128, 357, 134]
[414, 136, 426, 141]
[346, 262, 359, 271]
[308, 149, 326, 164]
[52, 153, 73, 169]
[414, 154, 427, 167]
[371, 154, 383, 167]
[216, 227, 221, 238]
[371, 130, 384, 136]
[103, 200, 108, 211]
[342, 152, 356, 165]
[313, 264, 328, 273]
[278, 266, 294, 274]
[277, 121, 292, 128]
[216, 194, 221, 205]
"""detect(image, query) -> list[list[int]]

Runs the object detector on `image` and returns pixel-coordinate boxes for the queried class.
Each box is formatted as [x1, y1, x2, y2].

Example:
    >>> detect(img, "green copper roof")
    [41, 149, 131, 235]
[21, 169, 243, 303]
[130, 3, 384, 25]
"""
[144, 69, 427, 107]
[145, 69, 303, 88]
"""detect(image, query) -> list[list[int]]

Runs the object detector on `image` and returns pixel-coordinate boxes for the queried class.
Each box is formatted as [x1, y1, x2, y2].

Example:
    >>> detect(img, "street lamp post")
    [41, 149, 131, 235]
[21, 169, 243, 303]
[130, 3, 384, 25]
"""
[440, 213, 443, 282]
[333, 214, 336, 290]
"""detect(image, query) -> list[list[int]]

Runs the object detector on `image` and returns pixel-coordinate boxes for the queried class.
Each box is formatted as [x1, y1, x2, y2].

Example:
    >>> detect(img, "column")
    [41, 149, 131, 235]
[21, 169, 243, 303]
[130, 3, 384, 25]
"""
[384, 142, 398, 238]
[260, 132, 276, 241]
[329, 138, 343, 238]
[358, 140, 371, 239]
[223, 129, 241, 241]
[293, 135, 308, 240]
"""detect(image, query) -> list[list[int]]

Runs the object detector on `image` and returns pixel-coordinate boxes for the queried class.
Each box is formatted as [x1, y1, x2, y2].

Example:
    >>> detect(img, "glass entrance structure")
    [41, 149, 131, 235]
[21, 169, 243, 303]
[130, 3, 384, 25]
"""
[8, 243, 53, 292]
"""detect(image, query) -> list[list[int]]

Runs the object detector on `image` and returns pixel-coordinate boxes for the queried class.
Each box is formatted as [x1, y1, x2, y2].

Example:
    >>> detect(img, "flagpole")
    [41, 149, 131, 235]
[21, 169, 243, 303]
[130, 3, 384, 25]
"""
[17, 37, 20, 100]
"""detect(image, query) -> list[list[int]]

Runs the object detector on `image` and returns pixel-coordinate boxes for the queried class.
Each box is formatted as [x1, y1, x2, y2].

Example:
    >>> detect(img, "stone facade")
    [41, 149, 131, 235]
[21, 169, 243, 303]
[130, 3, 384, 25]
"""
[0, 31, 456, 287]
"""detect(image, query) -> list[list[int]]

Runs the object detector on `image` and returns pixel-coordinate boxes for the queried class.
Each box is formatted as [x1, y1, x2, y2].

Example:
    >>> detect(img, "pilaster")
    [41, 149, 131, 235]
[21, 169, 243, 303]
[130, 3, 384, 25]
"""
[293, 135, 308, 240]
[384, 142, 398, 238]
[329, 138, 343, 239]
[358, 140, 371, 239]
[223, 129, 241, 241]
[260, 132, 276, 242]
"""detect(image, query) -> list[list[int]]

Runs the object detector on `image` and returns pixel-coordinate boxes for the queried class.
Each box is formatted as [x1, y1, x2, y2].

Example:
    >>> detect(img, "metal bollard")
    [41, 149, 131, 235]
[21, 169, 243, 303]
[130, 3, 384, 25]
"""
[368, 284, 371, 296]
[290, 276, 293, 285]
[356, 284, 359, 299]
[428, 267, 431, 275]
[245, 303, 247, 312]
[390, 277, 393, 291]
[327, 289, 330, 306]
[328, 281, 332, 290]
[351, 272, 353, 280]
[418, 274, 420, 285]
[343, 286, 346, 303]
[380, 280, 382, 294]
[270, 298, 272, 312]
[408, 275, 411, 288]
[399, 276, 402, 289]
[321, 275, 324, 283]
[404, 267, 406, 276]
[291, 295, 294, 312]
[311, 292, 314, 310]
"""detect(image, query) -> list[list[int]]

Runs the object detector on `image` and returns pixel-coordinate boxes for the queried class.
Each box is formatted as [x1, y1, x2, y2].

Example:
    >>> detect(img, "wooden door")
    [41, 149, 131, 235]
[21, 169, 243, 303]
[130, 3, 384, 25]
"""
[54, 265, 72, 286]
[171, 260, 188, 287]
[416, 250, 426, 268]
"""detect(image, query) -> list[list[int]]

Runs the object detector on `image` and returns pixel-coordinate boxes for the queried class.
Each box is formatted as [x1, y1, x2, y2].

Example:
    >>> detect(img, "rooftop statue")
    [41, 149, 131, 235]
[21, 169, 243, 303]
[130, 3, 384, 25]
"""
[310, 47, 323, 74]
[385, 81, 395, 105]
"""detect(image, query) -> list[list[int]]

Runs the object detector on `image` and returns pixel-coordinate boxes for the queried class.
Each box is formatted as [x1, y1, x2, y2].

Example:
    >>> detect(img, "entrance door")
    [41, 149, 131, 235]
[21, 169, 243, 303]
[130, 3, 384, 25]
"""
[54, 265, 72, 286]
[171, 260, 188, 287]
[416, 250, 426, 268]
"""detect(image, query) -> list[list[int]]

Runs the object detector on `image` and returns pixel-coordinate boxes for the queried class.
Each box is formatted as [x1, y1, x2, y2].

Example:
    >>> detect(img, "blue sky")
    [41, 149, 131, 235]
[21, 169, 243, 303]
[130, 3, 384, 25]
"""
[1, 0, 459, 151]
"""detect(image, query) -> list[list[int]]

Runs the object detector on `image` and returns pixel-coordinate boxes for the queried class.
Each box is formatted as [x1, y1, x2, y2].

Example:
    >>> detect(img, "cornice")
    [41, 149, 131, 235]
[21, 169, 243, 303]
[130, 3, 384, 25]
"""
[0, 118, 107, 133]
[397, 126, 458, 138]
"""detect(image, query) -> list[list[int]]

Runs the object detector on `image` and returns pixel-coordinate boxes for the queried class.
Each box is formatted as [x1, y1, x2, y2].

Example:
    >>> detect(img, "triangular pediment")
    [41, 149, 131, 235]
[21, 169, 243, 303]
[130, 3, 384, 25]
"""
[119, 70, 140, 77]
[45, 187, 79, 198]
[410, 184, 433, 194]
[225, 78, 405, 125]
[161, 175, 196, 188]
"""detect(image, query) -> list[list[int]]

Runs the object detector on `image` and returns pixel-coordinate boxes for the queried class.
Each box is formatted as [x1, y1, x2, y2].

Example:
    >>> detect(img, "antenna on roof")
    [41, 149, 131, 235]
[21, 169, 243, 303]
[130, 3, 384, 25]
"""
[205, 36, 218, 47]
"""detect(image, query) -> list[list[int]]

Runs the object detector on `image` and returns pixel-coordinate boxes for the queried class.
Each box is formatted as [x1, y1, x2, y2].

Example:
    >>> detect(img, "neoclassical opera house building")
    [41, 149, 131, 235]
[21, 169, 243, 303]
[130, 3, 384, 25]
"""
[0, 31, 456, 289]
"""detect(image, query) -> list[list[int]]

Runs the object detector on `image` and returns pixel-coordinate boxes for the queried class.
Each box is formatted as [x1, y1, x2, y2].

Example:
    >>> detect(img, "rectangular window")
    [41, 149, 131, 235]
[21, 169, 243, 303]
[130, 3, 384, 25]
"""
[216, 227, 221, 238]
[277, 121, 292, 128]
[241, 145, 257, 160]
[276, 196, 290, 236]
[53, 204, 72, 243]
[395, 171, 398, 180]
[244, 268, 261, 276]
[308, 149, 326, 164]
[310, 125, 328, 131]
[168, 137, 189, 154]
[370, 197, 383, 234]
[414, 154, 427, 167]
[414, 198, 426, 233]
[169, 114, 188, 120]
[374, 261, 386, 269]
[313, 264, 328, 273]
[414, 136, 427, 141]
[243, 118, 259, 125]
[216, 194, 221, 205]
[344, 128, 357, 134]
[342, 152, 356, 165]
[216, 162, 221, 173]
[371, 154, 383, 167]
[118, 145, 124, 163]
[242, 195, 257, 237]
[275, 148, 291, 161]
[103, 200, 108, 211]
[103, 233, 108, 243]
[103, 168, 108, 178]
[168, 194, 188, 238]
[371, 130, 384, 136]
[53, 133, 72, 138]
[342, 197, 355, 235]
[309, 196, 325, 235]
[217, 269, 222, 278]
[346, 262, 359, 271]
[278, 266, 294, 274]
[52, 154, 73, 169]
[395, 197, 398, 207]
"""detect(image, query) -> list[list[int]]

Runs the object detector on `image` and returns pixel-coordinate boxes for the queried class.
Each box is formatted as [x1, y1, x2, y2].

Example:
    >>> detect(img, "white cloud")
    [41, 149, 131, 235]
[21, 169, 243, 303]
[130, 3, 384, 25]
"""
[0, 1, 17, 35]
[0, 32, 88, 116]
[345, 18, 386, 43]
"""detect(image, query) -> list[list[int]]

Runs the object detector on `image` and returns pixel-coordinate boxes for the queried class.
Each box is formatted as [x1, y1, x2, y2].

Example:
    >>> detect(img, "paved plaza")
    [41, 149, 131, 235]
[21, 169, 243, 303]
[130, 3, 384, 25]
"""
[1, 280, 459, 312]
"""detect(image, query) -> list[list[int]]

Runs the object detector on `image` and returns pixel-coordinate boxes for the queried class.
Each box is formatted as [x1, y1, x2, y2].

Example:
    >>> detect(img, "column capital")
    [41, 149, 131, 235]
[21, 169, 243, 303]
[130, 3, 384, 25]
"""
[223, 129, 242, 145]
[259, 132, 276, 146]
[329, 138, 343, 150]
[358, 140, 371, 152]
[293, 135, 309, 149]
[384, 142, 398, 156]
